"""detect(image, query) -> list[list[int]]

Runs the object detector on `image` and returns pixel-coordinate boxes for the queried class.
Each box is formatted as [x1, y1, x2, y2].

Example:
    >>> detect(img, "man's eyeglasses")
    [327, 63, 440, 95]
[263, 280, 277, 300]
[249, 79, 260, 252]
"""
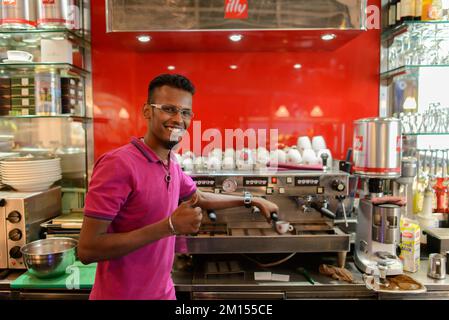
[149, 103, 194, 120]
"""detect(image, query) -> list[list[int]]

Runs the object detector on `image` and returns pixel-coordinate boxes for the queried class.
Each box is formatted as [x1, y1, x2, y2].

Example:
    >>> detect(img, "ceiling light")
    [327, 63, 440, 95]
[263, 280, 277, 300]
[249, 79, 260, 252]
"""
[167, 65, 176, 71]
[321, 33, 336, 41]
[293, 64, 302, 69]
[137, 35, 151, 43]
[229, 34, 243, 42]
[229, 65, 238, 70]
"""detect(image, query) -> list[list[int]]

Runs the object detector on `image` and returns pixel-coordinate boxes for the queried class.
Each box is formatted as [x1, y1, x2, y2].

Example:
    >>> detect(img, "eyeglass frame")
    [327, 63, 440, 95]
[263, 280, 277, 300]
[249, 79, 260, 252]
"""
[147, 103, 194, 120]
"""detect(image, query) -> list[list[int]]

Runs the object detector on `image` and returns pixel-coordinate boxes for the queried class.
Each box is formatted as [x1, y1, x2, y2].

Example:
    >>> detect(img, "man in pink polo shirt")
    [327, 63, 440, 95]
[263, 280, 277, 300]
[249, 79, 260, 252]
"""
[78, 74, 279, 300]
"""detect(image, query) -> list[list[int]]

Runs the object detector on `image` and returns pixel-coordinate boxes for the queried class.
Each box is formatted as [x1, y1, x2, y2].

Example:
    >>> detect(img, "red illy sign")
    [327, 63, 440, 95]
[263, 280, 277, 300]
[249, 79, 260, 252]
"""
[224, 0, 248, 19]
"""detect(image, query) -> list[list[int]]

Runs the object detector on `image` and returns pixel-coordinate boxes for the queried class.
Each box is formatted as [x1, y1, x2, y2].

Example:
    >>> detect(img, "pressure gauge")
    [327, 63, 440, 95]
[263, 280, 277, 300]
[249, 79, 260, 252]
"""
[222, 178, 238, 193]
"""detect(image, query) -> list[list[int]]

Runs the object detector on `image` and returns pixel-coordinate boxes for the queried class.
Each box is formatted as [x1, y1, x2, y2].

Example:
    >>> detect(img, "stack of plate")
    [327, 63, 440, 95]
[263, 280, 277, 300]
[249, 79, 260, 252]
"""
[0, 156, 62, 192]
[0, 152, 20, 188]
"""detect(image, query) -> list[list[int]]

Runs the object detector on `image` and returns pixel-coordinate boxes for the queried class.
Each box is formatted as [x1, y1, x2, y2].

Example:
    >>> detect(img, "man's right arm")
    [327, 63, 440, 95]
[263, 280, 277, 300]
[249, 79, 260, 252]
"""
[78, 198, 203, 264]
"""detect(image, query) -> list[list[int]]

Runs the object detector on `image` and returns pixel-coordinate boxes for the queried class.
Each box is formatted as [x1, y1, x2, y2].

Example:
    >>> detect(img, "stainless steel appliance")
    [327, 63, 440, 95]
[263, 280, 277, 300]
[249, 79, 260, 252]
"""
[428, 253, 446, 280]
[0, 187, 61, 270]
[354, 117, 405, 276]
[176, 169, 350, 266]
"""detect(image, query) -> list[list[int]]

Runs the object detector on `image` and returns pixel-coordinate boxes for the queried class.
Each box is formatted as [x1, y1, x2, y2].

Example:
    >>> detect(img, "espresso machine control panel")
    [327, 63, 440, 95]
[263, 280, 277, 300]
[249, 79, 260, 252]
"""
[191, 170, 349, 197]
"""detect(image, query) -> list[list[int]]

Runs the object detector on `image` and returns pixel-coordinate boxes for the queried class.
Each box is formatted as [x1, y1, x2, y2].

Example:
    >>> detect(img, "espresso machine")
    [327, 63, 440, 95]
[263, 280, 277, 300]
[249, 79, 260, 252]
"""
[353, 117, 406, 276]
[176, 168, 351, 267]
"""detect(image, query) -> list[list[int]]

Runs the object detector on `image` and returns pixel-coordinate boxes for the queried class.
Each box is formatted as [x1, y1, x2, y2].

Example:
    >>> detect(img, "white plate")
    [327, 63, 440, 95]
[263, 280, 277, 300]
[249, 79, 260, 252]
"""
[2, 176, 61, 183]
[2, 172, 61, 178]
[0, 160, 60, 167]
[1, 165, 61, 171]
[6, 182, 55, 192]
[2, 174, 62, 181]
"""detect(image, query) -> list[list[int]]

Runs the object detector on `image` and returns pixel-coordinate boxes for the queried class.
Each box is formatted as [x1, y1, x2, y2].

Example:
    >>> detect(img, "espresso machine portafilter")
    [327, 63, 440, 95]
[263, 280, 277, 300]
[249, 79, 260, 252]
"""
[353, 117, 405, 276]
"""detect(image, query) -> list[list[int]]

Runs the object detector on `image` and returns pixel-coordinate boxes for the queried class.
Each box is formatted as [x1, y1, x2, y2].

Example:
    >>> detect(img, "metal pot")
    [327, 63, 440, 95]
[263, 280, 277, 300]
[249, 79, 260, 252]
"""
[353, 117, 402, 178]
[20, 238, 78, 278]
[0, 0, 36, 30]
[37, 0, 79, 29]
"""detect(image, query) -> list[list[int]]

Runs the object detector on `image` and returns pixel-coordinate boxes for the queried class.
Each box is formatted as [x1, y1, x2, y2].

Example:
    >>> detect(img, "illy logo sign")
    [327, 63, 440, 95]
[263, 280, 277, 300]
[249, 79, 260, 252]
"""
[225, 0, 248, 19]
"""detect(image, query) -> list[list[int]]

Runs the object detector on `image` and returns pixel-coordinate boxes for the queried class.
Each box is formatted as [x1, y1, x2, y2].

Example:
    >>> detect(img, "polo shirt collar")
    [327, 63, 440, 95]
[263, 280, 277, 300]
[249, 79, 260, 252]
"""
[131, 137, 175, 163]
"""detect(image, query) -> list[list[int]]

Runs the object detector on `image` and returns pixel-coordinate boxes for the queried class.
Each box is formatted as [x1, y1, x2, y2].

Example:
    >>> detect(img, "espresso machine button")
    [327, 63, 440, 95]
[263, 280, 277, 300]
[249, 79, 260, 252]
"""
[332, 180, 346, 192]
[6, 211, 22, 224]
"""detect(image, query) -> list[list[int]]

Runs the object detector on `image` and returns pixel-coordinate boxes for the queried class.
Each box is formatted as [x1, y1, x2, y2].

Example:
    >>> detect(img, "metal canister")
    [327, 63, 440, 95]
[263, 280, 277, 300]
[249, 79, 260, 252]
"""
[353, 117, 402, 178]
[372, 204, 401, 245]
[0, 0, 36, 30]
[428, 253, 446, 279]
[37, 0, 78, 29]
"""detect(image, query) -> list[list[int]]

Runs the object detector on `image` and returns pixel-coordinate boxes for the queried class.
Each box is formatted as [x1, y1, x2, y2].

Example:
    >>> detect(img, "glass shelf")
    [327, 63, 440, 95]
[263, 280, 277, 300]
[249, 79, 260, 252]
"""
[403, 132, 449, 136]
[0, 29, 90, 47]
[0, 63, 89, 77]
[382, 20, 449, 41]
[380, 65, 449, 79]
[0, 115, 92, 121]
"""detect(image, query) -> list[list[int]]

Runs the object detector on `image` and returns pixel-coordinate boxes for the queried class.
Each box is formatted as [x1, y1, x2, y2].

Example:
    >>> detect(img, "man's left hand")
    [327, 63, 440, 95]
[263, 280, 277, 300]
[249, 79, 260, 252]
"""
[253, 197, 279, 224]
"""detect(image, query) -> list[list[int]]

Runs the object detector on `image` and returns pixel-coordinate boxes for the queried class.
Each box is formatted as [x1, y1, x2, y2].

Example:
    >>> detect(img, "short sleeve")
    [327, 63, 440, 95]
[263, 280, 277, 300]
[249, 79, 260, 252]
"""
[178, 165, 197, 201]
[84, 152, 134, 221]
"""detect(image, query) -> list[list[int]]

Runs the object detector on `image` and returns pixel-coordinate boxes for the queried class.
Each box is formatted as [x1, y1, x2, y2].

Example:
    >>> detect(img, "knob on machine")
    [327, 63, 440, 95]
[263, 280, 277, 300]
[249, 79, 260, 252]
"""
[8, 229, 22, 241]
[9, 246, 22, 259]
[6, 211, 21, 223]
[332, 180, 346, 192]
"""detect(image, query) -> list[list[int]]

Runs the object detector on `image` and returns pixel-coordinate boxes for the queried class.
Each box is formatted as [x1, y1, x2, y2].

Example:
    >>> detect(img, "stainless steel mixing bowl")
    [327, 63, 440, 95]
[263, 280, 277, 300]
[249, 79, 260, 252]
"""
[20, 238, 78, 278]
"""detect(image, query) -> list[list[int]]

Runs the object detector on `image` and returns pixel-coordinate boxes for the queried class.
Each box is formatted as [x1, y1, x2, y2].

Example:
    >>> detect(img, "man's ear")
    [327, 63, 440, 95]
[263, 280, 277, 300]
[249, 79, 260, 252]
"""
[143, 103, 152, 119]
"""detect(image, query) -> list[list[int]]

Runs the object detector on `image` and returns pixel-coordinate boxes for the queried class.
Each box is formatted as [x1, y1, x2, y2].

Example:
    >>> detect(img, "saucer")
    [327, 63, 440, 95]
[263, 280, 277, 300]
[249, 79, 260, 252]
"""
[2, 59, 33, 63]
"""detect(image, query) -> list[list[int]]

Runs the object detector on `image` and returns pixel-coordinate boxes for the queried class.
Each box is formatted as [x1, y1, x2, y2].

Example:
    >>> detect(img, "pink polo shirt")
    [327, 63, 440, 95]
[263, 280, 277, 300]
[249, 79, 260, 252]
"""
[83, 137, 197, 300]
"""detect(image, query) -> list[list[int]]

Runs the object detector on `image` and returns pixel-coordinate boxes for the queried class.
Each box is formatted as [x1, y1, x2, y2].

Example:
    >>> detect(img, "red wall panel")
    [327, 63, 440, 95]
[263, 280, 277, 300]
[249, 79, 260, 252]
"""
[91, 1, 380, 160]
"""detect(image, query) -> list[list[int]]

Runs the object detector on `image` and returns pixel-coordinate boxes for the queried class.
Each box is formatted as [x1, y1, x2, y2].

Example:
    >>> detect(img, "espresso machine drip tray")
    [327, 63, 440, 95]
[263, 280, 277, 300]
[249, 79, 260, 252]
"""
[178, 221, 349, 254]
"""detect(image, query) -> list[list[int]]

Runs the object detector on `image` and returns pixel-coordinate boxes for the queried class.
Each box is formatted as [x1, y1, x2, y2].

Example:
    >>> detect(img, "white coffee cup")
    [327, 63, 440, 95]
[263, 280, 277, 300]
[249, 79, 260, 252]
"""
[297, 136, 312, 153]
[182, 158, 193, 171]
[207, 156, 222, 171]
[312, 136, 326, 152]
[222, 156, 235, 170]
[209, 148, 223, 160]
[269, 149, 287, 164]
[302, 149, 319, 165]
[287, 148, 302, 164]
[224, 148, 235, 159]
[275, 221, 294, 234]
[193, 156, 205, 171]
[7, 50, 33, 62]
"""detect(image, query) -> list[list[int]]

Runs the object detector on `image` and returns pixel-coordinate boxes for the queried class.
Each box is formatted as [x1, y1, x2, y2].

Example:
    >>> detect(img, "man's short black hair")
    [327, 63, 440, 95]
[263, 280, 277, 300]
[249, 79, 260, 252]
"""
[147, 74, 195, 103]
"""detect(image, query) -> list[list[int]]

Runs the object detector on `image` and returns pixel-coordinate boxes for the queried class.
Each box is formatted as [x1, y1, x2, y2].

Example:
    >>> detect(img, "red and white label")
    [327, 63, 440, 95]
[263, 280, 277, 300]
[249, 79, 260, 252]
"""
[3, 0, 17, 6]
[43, 0, 55, 4]
[225, 0, 248, 19]
[354, 135, 363, 152]
[396, 135, 402, 153]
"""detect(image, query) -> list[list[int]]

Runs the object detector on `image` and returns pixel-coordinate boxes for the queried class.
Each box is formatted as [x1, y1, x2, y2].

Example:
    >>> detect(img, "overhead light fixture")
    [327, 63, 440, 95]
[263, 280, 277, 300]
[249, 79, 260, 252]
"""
[137, 35, 151, 43]
[229, 65, 238, 70]
[167, 65, 176, 71]
[293, 64, 302, 69]
[229, 34, 243, 42]
[321, 33, 336, 41]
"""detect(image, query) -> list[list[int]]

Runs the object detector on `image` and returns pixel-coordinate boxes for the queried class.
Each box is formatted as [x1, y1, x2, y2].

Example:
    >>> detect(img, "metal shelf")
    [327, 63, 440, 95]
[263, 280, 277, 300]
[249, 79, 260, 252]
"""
[403, 132, 449, 136]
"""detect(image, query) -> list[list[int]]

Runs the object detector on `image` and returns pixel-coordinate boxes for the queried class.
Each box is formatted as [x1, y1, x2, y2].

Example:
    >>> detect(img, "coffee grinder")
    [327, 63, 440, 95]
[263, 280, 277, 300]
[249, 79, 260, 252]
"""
[352, 117, 404, 276]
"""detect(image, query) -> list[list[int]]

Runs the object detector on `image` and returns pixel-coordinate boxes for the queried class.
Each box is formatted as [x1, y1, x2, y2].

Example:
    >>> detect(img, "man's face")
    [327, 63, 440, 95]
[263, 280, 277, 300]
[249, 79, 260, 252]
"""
[144, 85, 193, 149]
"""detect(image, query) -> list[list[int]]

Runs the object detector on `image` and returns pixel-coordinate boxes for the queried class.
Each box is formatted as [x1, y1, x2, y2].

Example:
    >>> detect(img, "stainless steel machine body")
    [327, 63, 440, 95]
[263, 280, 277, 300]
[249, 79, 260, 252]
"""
[176, 169, 350, 260]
